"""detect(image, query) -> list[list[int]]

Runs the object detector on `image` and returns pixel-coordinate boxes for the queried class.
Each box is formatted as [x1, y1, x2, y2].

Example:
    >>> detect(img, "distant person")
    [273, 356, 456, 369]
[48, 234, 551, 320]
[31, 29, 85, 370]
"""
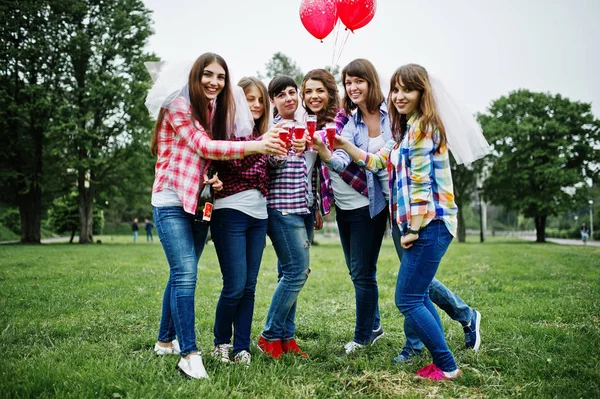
[580, 223, 589, 244]
[145, 218, 154, 243]
[131, 218, 139, 243]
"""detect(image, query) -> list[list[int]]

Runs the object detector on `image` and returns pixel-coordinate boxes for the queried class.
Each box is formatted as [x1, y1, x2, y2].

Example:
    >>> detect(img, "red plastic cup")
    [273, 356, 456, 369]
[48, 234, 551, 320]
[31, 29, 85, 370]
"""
[294, 126, 306, 141]
[279, 130, 291, 150]
[325, 124, 336, 150]
[306, 116, 317, 150]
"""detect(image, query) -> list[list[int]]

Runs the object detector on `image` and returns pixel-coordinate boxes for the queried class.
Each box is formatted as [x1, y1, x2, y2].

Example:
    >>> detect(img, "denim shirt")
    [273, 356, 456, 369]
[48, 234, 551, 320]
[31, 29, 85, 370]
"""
[328, 102, 392, 218]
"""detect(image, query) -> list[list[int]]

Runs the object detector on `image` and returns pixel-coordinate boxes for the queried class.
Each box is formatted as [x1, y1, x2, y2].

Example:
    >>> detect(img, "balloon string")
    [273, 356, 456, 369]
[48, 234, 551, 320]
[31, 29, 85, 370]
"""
[334, 29, 351, 68]
[330, 19, 341, 73]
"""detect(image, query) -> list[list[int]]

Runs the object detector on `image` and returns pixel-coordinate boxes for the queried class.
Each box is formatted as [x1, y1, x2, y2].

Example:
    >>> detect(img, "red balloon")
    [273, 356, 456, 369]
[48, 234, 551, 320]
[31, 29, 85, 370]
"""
[351, 1, 376, 30]
[337, 0, 376, 32]
[299, 0, 339, 41]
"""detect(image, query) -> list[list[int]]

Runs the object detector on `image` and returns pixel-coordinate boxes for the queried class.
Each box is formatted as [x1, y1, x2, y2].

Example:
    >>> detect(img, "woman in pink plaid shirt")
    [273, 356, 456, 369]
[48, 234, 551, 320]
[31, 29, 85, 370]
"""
[150, 53, 286, 379]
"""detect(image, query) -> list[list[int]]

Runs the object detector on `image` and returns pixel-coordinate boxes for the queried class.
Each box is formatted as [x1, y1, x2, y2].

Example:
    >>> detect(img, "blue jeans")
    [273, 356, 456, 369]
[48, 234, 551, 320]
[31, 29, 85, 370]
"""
[211, 209, 267, 354]
[394, 220, 458, 372]
[391, 222, 472, 354]
[133, 231, 138, 243]
[336, 206, 387, 344]
[153, 206, 209, 358]
[262, 209, 314, 341]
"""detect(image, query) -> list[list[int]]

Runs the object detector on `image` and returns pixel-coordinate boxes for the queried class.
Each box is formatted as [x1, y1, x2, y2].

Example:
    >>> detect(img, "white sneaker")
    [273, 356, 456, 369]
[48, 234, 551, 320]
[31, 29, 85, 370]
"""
[342, 341, 364, 355]
[154, 340, 181, 355]
[211, 343, 232, 363]
[177, 354, 209, 379]
[234, 350, 251, 367]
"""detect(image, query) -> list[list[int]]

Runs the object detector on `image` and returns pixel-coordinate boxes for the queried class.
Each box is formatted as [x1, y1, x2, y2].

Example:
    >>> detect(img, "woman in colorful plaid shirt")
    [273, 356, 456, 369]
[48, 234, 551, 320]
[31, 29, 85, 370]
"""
[150, 53, 286, 379]
[334, 64, 463, 380]
[257, 75, 327, 359]
[311, 60, 391, 356]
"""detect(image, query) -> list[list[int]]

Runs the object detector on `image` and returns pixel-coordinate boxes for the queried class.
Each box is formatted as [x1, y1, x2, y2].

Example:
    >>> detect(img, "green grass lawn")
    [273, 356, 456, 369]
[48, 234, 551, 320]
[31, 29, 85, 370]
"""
[1, 236, 598, 398]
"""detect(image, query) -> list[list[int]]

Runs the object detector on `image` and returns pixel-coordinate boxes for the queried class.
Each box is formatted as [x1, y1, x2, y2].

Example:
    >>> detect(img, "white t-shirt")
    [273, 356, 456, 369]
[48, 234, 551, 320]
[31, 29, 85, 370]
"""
[330, 172, 369, 210]
[214, 189, 268, 219]
[151, 189, 182, 208]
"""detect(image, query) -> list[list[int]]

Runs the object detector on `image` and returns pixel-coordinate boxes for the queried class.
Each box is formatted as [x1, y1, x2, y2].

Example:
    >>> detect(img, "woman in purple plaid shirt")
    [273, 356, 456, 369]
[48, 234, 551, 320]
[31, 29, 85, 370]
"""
[310, 61, 391, 356]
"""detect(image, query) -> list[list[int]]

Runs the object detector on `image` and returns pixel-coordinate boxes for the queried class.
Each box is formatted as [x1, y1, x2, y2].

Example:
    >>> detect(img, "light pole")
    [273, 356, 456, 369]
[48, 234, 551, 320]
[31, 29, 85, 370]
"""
[478, 186, 485, 243]
[589, 200, 594, 241]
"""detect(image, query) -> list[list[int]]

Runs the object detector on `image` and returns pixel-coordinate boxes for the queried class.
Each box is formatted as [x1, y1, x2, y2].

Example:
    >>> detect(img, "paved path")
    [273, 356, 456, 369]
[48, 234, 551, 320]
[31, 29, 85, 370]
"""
[0, 236, 71, 245]
[518, 236, 600, 246]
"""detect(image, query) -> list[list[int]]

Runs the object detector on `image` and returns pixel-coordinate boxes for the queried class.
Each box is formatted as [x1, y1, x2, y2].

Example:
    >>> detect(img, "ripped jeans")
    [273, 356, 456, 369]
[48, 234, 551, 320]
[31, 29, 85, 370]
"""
[261, 209, 314, 341]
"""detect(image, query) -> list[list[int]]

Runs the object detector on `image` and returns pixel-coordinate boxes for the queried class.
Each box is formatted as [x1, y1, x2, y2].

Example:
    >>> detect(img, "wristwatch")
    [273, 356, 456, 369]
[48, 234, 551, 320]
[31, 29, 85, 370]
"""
[406, 227, 420, 235]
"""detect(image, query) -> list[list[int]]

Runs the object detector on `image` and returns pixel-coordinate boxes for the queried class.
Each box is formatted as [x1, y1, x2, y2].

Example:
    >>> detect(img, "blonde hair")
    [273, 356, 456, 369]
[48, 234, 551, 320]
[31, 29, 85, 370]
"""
[238, 77, 270, 135]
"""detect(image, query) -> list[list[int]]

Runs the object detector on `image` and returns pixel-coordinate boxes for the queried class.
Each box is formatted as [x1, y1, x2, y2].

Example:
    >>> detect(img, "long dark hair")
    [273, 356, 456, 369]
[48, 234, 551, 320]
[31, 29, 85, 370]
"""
[341, 59, 384, 115]
[151, 53, 234, 155]
[301, 69, 340, 130]
[388, 64, 446, 150]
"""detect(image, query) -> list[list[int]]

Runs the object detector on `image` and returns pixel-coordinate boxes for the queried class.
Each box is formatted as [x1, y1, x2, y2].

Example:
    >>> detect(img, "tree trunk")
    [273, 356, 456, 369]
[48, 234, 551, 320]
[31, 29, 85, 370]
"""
[17, 188, 41, 244]
[534, 215, 547, 243]
[456, 204, 466, 243]
[17, 122, 44, 244]
[69, 230, 75, 244]
[78, 170, 94, 244]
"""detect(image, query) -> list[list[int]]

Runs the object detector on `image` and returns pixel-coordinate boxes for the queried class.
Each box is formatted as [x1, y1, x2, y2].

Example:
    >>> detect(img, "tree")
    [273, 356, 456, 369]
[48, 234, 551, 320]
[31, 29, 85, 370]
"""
[51, 0, 156, 244]
[259, 52, 304, 86]
[47, 192, 104, 243]
[0, 1, 71, 243]
[324, 65, 342, 86]
[478, 90, 600, 242]
[450, 158, 484, 242]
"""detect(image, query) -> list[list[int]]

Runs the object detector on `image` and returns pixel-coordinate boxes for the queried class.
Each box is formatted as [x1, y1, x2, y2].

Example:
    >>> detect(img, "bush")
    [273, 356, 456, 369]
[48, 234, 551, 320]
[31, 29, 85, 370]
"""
[0, 222, 19, 241]
[0, 208, 20, 234]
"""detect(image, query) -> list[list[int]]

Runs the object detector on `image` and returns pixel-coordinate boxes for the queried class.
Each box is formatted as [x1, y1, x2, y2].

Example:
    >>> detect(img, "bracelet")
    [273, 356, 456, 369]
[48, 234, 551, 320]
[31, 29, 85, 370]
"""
[407, 227, 420, 235]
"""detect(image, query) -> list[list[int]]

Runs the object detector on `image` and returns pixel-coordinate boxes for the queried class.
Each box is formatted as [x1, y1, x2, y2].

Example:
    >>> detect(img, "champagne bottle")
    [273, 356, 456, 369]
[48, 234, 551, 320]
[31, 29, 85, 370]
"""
[196, 166, 216, 223]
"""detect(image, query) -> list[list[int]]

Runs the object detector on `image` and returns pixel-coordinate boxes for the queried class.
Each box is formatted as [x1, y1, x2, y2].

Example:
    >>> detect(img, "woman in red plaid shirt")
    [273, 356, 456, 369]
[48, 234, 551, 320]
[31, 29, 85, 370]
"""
[150, 53, 286, 379]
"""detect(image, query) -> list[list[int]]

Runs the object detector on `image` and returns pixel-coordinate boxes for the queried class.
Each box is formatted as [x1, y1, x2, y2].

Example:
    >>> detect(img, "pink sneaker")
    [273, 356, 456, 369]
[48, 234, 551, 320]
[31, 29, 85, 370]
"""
[416, 363, 462, 381]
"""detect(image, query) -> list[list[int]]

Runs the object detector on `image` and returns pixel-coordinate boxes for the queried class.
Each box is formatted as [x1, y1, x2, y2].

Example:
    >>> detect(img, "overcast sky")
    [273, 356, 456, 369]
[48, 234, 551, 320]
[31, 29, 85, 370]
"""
[142, 0, 600, 116]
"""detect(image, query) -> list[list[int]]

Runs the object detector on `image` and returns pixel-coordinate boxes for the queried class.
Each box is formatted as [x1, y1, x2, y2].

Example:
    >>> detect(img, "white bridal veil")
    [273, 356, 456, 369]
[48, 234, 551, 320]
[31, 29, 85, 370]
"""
[144, 60, 254, 138]
[430, 75, 490, 165]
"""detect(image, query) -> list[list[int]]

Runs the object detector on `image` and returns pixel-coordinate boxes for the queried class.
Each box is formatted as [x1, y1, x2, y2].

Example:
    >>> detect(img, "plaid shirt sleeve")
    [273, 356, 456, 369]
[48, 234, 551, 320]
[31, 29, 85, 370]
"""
[356, 139, 394, 171]
[408, 129, 434, 216]
[166, 98, 246, 160]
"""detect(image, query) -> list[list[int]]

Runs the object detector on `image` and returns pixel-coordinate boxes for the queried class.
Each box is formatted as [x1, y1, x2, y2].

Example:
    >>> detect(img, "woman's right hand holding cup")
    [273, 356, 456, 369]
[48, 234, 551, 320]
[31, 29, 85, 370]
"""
[312, 131, 333, 163]
[260, 124, 287, 157]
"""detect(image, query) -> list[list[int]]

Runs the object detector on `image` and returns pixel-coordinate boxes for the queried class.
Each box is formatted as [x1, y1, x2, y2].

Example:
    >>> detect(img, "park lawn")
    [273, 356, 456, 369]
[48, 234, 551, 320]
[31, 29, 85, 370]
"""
[0, 236, 598, 398]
